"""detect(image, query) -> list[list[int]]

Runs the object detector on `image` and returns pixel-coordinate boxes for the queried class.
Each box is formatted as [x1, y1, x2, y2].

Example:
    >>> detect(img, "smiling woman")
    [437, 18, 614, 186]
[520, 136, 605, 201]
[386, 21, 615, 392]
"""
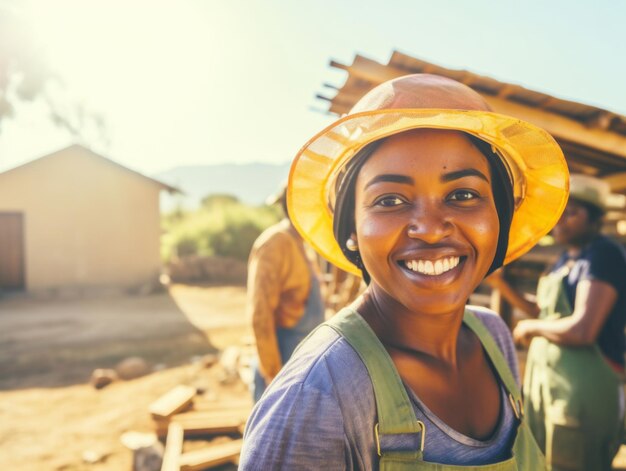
[239, 74, 569, 470]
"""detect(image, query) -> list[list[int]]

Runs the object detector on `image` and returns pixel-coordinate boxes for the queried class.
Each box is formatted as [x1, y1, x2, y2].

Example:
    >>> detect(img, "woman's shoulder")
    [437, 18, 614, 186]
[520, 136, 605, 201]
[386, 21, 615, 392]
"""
[270, 324, 373, 397]
[467, 305, 510, 334]
[240, 325, 376, 469]
[465, 305, 520, 385]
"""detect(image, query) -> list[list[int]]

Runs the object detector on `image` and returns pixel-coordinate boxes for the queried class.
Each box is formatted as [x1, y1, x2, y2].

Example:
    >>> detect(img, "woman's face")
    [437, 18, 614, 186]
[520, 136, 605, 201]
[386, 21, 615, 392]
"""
[353, 129, 499, 315]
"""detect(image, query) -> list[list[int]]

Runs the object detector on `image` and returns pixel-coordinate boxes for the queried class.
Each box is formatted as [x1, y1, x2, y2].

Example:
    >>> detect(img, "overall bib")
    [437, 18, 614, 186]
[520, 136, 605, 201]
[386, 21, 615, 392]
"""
[524, 266, 623, 470]
[253, 272, 324, 402]
[324, 308, 546, 470]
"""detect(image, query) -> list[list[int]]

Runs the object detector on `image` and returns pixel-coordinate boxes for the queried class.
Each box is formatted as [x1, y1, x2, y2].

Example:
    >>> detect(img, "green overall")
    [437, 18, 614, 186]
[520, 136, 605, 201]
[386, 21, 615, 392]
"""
[524, 266, 624, 470]
[325, 308, 546, 470]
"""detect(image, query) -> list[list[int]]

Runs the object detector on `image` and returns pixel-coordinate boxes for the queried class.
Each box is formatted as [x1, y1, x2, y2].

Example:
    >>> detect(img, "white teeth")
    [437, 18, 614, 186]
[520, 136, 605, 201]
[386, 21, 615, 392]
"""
[404, 256, 460, 276]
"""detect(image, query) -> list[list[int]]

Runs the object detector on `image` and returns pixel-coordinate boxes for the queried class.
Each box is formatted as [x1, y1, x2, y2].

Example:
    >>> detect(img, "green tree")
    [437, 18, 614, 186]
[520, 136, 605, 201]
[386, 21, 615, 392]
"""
[201, 193, 240, 208]
[161, 197, 281, 262]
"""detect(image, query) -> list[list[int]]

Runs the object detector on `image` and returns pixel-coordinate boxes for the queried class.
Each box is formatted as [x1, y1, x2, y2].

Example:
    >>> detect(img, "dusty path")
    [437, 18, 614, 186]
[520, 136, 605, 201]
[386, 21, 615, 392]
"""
[0, 284, 251, 470]
[0, 284, 249, 389]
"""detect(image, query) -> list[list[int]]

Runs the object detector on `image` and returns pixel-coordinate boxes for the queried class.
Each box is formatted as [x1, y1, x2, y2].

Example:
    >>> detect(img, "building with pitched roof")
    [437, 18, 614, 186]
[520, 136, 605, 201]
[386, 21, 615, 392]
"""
[0, 144, 178, 293]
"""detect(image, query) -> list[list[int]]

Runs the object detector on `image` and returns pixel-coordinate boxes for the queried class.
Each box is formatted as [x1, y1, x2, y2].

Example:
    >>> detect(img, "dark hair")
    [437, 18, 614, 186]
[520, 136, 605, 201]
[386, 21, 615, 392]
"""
[332, 132, 514, 284]
[332, 141, 381, 284]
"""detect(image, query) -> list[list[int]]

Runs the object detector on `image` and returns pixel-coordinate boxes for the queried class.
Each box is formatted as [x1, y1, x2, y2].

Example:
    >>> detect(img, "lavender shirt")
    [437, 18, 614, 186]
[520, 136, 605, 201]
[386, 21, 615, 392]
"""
[240, 306, 520, 470]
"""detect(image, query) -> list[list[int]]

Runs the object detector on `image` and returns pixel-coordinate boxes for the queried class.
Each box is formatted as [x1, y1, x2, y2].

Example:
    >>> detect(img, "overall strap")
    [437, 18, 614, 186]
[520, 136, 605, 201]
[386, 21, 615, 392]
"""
[325, 308, 424, 462]
[463, 310, 524, 418]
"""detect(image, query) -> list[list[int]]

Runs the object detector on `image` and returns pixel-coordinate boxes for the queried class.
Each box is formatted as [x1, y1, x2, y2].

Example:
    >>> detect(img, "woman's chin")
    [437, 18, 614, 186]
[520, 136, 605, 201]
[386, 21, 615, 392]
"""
[398, 294, 472, 318]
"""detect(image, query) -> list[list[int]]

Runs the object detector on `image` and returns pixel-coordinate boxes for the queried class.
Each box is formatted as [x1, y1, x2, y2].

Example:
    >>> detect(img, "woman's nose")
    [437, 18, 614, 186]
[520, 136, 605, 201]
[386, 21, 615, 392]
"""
[406, 208, 453, 243]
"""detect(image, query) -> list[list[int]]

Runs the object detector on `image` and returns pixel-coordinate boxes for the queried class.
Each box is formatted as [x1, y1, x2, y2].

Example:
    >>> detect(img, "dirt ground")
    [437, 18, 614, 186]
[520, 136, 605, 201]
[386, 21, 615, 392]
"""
[1, 283, 625, 470]
[0, 284, 252, 471]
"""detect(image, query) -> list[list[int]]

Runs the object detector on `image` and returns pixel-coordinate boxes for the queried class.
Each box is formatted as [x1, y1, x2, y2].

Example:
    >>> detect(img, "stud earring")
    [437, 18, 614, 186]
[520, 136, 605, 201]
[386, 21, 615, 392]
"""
[346, 237, 358, 252]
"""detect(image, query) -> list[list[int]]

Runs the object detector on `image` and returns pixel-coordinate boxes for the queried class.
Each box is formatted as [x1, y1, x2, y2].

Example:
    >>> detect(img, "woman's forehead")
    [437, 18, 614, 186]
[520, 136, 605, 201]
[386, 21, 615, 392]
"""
[357, 129, 492, 181]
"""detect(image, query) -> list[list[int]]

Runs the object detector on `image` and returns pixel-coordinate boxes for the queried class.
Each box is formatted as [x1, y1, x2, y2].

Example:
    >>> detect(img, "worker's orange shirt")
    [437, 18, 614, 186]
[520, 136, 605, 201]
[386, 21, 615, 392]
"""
[246, 219, 313, 380]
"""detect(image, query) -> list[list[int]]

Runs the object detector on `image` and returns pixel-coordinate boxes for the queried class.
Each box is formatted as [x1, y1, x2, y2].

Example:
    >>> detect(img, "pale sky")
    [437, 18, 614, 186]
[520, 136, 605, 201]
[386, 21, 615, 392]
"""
[1, 0, 625, 175]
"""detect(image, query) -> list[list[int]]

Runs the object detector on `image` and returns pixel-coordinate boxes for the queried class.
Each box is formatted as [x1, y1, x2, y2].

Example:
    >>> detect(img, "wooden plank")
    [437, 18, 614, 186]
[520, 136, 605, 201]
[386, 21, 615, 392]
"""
[161, 422, 184, 471]
[150, 385, 196, 419]
[338, 55, 408, 84]
[172, 414, 246, 437]
[482, 95, 626, 161]
[605, 172, 626, 192]
[179, 439, 243, 471]
[191, 399, 252, 412]
[155, 413, 248, 438]
[172, 409, 250, 422]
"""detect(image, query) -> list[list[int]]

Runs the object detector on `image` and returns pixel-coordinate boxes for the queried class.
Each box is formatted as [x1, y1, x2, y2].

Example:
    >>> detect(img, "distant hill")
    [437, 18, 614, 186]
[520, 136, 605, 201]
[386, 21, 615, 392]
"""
[154, 162, 291, 211]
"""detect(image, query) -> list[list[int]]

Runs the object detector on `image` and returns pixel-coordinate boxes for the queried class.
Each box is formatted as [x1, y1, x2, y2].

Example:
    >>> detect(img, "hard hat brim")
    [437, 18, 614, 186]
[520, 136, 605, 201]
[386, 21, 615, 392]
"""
[288, 109, 569, 276]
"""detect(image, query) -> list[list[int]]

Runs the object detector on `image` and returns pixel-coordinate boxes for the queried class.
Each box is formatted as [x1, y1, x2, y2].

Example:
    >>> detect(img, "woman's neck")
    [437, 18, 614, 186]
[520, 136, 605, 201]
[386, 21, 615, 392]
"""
[354, 288, 466, 367]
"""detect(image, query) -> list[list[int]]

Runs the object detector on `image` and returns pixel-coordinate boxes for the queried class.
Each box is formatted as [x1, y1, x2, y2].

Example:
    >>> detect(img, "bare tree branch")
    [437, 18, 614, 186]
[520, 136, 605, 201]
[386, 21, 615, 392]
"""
[0, 5, 107, 145]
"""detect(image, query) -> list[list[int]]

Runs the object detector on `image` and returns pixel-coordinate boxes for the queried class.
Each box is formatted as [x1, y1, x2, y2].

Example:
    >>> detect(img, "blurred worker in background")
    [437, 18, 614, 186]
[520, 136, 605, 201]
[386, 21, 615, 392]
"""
[246, 184, 325, 403]
[488, 174, 626, 470]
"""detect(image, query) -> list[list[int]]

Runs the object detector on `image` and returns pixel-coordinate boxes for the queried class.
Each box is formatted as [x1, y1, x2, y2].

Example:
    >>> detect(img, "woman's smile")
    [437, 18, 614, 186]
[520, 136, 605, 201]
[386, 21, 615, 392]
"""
[401, 254, 462, 276]
[395, 246, 469, 290]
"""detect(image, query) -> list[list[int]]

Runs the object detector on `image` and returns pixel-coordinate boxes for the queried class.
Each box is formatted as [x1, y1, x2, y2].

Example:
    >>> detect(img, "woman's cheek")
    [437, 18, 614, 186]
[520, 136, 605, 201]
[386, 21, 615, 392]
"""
[357, 214, 399, 243]
[469, 210, 499, 260]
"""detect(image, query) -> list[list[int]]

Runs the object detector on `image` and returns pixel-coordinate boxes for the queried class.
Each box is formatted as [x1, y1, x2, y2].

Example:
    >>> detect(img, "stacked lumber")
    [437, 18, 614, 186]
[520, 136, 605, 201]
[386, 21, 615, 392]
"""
[150, 386, 252, 471]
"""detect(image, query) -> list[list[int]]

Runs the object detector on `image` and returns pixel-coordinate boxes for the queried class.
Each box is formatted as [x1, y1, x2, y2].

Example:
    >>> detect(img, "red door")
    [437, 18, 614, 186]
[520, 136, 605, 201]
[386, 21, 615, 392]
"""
[0, 212, 25, 290]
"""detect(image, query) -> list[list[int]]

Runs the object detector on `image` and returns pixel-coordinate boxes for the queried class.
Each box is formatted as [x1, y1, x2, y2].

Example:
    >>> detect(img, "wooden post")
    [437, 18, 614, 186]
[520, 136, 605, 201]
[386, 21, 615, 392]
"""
[490, 268, 513, 329]
[161, 422, 184, 471]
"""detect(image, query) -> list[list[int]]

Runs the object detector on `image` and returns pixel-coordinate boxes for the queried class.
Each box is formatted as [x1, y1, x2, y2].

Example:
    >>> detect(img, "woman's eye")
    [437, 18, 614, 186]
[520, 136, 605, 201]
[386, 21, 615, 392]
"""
[448, 190, 479, 202]
[375, 196, 404, 207]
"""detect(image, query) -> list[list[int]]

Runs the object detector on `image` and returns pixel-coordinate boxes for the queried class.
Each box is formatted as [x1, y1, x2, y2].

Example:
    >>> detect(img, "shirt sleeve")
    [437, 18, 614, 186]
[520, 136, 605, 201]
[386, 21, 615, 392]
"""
[581, 240, 626, 292]
[246, 235, 286, 380]
[239, 381, 348, 470]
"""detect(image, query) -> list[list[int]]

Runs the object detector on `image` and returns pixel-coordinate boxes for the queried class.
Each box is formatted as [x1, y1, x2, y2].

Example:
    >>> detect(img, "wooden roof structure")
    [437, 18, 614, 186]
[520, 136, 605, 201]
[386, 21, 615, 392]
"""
[316, 52, 626, 323]
[317, 51, 626, 197]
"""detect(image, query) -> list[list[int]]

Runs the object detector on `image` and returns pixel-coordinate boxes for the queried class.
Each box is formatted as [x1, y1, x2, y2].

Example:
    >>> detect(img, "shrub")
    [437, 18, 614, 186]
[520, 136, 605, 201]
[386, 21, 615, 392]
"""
[162, 194, 281, 262]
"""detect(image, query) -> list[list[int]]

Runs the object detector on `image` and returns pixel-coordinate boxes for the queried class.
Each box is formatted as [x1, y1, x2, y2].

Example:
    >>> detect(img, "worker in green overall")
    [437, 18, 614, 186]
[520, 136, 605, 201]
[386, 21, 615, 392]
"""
[488, 174, 626, 470]
[240, 73, 570, 470]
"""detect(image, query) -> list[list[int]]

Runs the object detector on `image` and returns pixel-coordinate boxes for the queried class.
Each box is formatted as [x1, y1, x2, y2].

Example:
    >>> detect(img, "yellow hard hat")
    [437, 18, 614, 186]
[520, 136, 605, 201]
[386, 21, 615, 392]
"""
[288, 74, 569, 276]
